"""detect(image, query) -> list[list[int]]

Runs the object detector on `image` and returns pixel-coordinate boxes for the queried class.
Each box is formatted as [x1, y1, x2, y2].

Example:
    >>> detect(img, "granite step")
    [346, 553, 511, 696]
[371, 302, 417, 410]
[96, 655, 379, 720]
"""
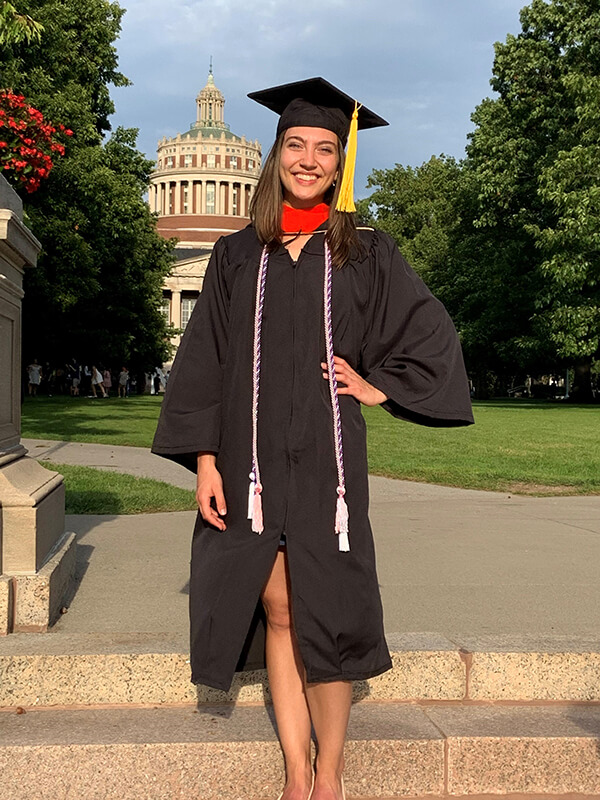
[1, 631, 600, 708]
[1, 704, 600, 798]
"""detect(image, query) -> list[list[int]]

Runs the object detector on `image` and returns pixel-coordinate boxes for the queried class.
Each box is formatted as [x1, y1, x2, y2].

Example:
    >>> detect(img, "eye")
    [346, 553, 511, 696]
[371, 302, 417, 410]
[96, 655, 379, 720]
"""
[287, 141, 302, 150]
[318, 146, 335, 155]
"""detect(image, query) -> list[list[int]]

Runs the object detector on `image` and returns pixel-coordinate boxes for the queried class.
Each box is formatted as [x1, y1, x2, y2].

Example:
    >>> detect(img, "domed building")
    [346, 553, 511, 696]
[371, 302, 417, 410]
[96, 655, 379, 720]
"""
[149, 69, 262, 358]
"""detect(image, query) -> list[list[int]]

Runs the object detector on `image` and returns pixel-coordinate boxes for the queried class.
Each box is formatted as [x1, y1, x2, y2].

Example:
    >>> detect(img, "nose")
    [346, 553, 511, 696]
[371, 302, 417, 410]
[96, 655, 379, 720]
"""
[299, 145, 318, 169]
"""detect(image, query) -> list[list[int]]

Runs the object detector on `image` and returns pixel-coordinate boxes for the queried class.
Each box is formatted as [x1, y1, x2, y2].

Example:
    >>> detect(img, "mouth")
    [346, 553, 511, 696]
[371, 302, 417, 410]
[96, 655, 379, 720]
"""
[293, 173, 319, 183]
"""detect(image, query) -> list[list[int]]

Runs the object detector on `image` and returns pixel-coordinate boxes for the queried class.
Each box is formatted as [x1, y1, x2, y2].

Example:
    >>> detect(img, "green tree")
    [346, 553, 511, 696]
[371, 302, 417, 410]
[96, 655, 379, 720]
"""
[359, 155, 555, 391]
[1, 0, 175, 375]
[467, 0, 600, 398]
[358, 155, 463, 282]
[23, 126, 175, 372]
[0, 1, 43, 45]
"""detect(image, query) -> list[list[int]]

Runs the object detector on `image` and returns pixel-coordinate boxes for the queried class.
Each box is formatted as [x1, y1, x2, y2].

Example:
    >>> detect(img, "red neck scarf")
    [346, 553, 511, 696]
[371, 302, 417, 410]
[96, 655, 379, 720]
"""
[281, 202, 329, 234]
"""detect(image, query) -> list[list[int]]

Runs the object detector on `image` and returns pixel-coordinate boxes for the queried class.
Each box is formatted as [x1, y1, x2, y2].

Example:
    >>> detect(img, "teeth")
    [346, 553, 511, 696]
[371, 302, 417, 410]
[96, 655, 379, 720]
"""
[295, 174, 318, 181]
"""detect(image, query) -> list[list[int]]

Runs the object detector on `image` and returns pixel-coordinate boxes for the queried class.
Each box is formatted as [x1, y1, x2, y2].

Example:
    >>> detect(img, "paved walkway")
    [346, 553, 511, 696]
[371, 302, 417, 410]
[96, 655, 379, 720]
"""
[23, 438, 600, 639]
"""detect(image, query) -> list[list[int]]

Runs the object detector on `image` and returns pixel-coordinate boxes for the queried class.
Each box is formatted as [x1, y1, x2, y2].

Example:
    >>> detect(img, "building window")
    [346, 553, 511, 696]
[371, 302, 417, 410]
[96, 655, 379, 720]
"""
[206, 183, 215, 214]
[159, 294, 171, 323]
[232, 185, 239, 216]
[207, 153, 216, 168]
[184, 154, 192, 167]
[181, 296, 197, 330]
[183, 184, 189, 214]
[166, 156, 174, 169]
[248, 158, 254, 169]
[230, 156, 238, 170]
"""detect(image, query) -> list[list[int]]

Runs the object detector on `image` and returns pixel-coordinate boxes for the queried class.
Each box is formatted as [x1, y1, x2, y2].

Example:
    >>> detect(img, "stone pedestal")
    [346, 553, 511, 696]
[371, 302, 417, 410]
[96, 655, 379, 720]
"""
[0, 175, 76, 634]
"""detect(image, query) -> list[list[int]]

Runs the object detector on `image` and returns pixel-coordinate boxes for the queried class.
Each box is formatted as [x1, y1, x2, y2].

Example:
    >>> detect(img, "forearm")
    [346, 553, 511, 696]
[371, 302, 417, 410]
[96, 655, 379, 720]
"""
[197, 451, 217, 471]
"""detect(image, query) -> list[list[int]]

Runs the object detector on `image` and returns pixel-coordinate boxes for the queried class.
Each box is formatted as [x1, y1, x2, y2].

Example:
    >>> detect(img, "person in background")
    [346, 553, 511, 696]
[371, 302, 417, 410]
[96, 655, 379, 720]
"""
[118, 367, 129, 398]
[82, 365, 92, 395]
[90, 365, 107, 398]
[103, 367, 113, 396]
[27, 359, 42, 396]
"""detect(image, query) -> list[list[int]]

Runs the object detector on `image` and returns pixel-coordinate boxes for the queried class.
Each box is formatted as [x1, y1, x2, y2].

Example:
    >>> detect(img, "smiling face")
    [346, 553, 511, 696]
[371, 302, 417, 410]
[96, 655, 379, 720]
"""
[279, 126, 340, 209]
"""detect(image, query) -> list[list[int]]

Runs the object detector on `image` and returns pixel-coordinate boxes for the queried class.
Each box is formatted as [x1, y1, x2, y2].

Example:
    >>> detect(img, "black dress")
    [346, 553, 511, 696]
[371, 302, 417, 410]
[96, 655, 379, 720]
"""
[152, 224, 473, 691]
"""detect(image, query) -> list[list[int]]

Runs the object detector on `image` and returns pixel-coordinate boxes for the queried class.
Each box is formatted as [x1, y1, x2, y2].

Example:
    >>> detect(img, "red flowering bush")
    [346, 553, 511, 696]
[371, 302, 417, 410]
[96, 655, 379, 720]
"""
[0, 90, 72, 193]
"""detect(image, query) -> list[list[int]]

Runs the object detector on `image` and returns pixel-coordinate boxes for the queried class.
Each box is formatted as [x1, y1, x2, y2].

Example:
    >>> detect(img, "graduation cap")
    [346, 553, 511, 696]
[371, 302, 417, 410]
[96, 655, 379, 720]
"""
[248, 77, 388, 213]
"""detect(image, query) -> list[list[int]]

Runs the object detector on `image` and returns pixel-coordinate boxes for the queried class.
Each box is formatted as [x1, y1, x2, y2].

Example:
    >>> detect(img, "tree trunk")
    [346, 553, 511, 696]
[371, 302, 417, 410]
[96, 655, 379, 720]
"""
[569, 360, 595, 403]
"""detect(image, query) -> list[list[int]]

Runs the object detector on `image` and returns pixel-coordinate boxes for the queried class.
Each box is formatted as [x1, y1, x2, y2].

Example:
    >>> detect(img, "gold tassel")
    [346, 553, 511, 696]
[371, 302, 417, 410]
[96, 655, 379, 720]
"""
[335, 102, 361, 213]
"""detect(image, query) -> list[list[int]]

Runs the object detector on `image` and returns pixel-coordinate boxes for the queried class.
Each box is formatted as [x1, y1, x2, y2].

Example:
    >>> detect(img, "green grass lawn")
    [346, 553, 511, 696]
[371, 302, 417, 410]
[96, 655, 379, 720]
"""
[22, 395, 161, 447]
[23, 395, 600, 495]
[363, 401, 600, 495]
[42, 460, 196, 515]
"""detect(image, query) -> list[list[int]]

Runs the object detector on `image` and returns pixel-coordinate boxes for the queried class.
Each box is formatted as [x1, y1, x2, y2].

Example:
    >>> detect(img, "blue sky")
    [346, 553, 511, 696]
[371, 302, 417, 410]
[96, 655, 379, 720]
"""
[111, 0, 526, 196]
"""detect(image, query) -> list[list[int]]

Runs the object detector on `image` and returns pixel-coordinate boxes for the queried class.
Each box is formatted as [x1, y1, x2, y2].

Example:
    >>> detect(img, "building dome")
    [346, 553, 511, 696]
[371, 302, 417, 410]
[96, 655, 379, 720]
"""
[149, 69, 262, 362]
[193, 70, 227, 132]
[148, 68, 262, 249]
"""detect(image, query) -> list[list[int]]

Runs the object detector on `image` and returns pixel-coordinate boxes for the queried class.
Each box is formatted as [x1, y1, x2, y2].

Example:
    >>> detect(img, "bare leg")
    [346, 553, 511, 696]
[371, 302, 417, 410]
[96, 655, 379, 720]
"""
[261, 549, 313, 800]
[305, 680, 351, 800]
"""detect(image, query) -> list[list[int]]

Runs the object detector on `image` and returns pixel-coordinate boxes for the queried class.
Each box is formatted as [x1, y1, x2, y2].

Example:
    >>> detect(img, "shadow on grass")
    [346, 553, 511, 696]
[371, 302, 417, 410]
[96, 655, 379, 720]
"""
[473, 400, 597, 410]
[21, 395, 161, 446]
[66, 490, 131, 515]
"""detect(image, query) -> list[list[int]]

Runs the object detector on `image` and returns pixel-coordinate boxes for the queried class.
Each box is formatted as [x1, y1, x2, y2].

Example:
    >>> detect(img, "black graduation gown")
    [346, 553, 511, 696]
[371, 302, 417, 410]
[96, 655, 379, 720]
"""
[152, 225, 474, 691]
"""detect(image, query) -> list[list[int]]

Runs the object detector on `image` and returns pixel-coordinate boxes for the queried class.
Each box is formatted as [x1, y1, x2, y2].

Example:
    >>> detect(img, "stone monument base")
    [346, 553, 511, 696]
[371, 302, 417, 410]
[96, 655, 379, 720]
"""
[0, 451, 76, 635]
[0, 173, 76, 636]
[8, 531, 77, 633]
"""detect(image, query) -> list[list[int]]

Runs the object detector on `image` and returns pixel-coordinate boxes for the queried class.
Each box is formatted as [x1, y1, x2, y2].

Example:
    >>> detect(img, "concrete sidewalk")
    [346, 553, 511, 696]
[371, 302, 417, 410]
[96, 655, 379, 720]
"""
[23, 438, 600, 639]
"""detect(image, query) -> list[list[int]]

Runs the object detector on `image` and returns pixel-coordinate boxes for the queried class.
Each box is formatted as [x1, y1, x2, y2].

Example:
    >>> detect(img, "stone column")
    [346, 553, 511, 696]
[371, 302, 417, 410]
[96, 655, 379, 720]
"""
[174, 181, 182, 215]
[171, 289, 182, 330]
[201, 182, 207, 214]
[219, 182, 226, 216]
[195, 182, 202, 214]
[0, 175, 76, 635]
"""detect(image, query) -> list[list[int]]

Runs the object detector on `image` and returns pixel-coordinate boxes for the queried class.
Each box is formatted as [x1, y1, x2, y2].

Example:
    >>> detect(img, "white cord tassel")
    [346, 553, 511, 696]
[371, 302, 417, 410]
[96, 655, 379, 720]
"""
[324, 241, 351, 552]
[247, 472, 256, 519]
[336, 488, 350, 551]
[251, 486, 264, 533]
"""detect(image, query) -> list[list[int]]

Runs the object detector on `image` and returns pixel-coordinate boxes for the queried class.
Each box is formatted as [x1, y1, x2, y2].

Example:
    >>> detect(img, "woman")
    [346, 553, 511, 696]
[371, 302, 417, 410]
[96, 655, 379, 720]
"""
[27, 359, 43, 396]
[103, 367, 112, 396]
[90, 365, 106, 398]
[152, 78, 473, 800]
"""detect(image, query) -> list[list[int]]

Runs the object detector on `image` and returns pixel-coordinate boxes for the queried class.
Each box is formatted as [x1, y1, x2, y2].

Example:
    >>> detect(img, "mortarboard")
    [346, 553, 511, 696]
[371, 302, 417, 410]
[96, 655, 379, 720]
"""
[248, 77, 388, 212]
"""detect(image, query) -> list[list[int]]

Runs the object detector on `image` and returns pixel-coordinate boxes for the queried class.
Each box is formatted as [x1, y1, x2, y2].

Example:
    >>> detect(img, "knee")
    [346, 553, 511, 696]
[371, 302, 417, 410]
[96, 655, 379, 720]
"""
[262, 592, 292, 634]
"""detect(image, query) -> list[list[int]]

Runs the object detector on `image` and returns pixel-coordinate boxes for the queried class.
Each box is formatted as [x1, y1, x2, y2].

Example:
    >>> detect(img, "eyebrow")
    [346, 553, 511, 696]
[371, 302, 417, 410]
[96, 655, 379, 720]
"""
[286, 135, 337, 146]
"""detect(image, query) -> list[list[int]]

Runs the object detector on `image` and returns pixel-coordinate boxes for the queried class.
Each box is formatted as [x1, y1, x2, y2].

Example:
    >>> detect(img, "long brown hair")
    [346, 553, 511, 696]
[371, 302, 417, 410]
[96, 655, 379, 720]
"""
[249, 132, 362, 268]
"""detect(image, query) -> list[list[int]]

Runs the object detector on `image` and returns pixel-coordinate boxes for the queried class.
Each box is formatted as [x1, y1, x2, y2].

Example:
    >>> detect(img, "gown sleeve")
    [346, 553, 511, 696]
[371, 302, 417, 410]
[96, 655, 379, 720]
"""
[151, 236, 231, 472]
[360, 231, 474, 427]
